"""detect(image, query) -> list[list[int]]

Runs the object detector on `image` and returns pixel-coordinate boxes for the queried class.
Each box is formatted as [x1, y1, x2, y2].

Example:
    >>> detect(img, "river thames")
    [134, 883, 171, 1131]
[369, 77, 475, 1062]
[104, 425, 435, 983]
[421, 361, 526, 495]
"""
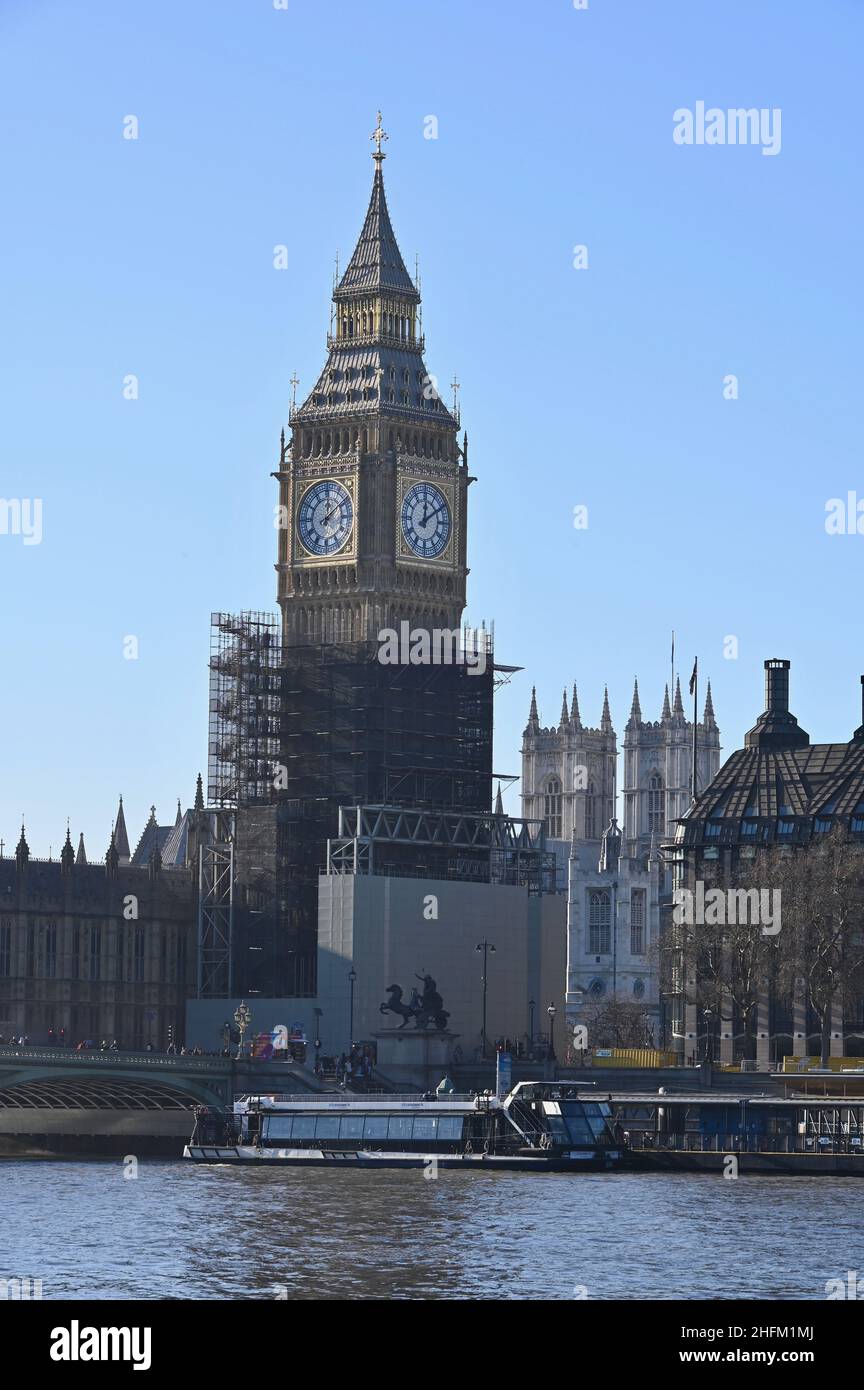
[4, 1162, 862, 1300]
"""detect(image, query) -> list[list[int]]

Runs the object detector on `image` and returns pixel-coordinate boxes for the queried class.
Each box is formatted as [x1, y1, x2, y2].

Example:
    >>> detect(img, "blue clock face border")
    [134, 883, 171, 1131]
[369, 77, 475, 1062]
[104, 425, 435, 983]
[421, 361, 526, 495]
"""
[401, 482, 451, 560]
[297, 479, 354, 557]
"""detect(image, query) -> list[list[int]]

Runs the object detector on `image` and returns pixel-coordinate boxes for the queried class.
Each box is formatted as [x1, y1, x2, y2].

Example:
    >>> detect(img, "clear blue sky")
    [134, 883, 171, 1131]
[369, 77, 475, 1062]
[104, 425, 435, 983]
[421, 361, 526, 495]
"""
[1, 0, 862, 856]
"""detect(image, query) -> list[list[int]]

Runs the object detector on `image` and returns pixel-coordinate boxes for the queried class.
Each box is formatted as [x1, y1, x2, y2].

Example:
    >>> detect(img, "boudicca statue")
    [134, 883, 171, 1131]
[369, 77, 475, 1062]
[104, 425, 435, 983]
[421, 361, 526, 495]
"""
[379, 974, 449, 1031]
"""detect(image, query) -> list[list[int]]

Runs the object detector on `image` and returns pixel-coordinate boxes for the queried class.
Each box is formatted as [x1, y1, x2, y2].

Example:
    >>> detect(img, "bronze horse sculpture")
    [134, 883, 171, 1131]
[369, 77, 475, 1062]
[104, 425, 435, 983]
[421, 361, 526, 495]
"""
[379, 976, 449, 1031]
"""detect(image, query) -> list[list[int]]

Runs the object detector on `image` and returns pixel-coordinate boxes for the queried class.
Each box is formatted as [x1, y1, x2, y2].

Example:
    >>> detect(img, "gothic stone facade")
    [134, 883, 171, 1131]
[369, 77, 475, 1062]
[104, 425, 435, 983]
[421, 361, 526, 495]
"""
[522, 677, 721, 1046]
[0, 793, 207, 1048]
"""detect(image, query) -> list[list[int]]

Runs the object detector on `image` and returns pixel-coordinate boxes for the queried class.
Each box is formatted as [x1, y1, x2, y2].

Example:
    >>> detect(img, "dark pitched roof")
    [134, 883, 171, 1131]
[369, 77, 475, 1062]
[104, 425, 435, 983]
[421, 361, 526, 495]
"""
[160, 811, 193, 868]
[131, 809, 173, 867]
[337, 166, 418, 299]
[677, 660, 864, 845]
[294, 343, 457, 428]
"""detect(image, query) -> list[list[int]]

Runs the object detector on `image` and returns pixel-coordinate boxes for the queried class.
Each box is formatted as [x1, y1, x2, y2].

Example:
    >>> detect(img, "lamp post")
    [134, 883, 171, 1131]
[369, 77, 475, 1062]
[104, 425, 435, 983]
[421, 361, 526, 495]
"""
[233, 1000, 251, 1060]
[547, 1003, 557, 1063]
[348, 968, 357, 1050]
[703, 1008, 713, 1065]
[528, 998, 536, 1046]
[475, 940, 496, 1059]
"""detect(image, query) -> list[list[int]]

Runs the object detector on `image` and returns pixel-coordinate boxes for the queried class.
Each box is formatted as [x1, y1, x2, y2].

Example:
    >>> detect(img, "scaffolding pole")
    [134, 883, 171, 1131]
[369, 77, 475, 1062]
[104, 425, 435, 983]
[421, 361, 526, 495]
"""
[197, 840, 234, 998]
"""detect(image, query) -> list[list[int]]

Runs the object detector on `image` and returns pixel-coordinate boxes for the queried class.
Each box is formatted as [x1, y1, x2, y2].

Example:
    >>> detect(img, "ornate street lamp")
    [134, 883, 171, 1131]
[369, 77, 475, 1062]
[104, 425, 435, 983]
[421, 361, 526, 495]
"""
[547, 1003, 557, 1062]
[233, 1000, 251, 1059]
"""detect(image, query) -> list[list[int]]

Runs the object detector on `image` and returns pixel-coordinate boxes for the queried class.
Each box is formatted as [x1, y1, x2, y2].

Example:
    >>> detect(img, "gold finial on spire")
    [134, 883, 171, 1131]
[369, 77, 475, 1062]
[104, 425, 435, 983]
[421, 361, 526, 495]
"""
[290, 372, 299, 413]
[371, 110, 388, 162]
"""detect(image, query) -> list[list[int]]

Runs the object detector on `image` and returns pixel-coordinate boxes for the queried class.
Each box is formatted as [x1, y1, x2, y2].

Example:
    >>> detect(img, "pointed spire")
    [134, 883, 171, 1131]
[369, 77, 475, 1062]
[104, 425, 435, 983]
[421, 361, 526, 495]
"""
[704, 680, 716, 727]
[627, 678, 642, 729]
[570, 683, 581, 728]
[76, 832, 87, 866]
[600, 686, 613, 731]
[526, 686, 539, 734]
[105, 827, 119, 878]
[114, 796, 131, 864]
[661, 684, 672, 721]
[559, 689, 569, 728]
[599, 817, 621, 874]
[336, 131, 417, 298]
[15, 823, 29, 872]
[673, 676, 685, 718]
[494, 782, 504, 816]
[194, 773, 205, 812]
[61, 825, 74, 873]
[175, 799, 182, 827]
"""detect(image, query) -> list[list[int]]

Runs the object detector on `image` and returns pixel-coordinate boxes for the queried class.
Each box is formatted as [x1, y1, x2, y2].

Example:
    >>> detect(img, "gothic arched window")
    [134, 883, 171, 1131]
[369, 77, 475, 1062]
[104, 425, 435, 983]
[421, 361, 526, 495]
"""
[585, 780, 598, 839]
[588, 890, 611, 955]
[630, 890, 646, 955]
[648, 773, 664, 833]
[544, 777, 562, 839]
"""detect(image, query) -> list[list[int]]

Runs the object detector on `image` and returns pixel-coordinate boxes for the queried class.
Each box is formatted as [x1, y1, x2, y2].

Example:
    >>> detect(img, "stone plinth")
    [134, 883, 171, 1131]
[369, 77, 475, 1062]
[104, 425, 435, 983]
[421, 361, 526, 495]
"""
[373, 1030, 459, 1088]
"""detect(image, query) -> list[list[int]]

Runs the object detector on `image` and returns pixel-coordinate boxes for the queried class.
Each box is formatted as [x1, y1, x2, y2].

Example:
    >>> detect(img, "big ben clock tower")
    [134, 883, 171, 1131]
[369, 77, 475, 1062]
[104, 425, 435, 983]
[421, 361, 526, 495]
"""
[225, 119, 492, 997]
[275, 114, 469, 647]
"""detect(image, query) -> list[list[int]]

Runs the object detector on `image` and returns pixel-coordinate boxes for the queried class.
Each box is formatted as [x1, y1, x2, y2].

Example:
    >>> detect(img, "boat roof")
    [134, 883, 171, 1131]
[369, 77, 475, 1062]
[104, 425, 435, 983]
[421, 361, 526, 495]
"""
[609, 1093, 864, 1107]
[236, 1093, 495, 1113]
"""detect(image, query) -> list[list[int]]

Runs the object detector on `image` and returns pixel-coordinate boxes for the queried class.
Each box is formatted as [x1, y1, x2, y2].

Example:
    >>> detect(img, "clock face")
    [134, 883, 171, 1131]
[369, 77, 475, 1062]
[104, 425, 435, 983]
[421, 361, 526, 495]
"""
[401, 482, 451, 559]
[297, 480, 354, 557]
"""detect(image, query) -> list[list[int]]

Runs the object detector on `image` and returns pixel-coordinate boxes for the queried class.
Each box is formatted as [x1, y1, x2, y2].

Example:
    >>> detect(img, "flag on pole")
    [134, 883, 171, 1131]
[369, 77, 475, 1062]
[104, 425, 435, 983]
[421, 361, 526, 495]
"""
[689, 657, 698, 696]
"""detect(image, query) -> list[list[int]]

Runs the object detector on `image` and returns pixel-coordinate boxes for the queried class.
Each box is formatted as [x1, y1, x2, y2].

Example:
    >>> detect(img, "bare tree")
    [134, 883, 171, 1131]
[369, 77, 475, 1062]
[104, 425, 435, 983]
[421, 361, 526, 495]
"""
[580, 996, 648, 1049]
[767, 827, 864, 1066]
[664, 863, 783, 1061]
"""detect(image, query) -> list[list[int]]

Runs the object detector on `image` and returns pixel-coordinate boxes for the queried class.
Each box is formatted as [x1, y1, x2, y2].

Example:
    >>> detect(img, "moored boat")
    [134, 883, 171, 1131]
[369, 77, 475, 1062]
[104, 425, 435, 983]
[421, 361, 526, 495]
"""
[183, 1082, 626, 1171]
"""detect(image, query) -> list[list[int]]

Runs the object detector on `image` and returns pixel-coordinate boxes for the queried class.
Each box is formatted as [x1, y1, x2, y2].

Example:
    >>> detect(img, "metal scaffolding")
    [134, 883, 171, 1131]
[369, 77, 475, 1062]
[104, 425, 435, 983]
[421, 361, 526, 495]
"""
[327, 803, 555, 894]
[197, 838, 234, 998]
[208, 611, 281, 807]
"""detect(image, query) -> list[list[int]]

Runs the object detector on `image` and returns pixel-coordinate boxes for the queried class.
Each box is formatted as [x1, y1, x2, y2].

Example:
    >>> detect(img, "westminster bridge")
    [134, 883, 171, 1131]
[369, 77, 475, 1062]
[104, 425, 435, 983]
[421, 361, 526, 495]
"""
[0, 1045, 318, 1156]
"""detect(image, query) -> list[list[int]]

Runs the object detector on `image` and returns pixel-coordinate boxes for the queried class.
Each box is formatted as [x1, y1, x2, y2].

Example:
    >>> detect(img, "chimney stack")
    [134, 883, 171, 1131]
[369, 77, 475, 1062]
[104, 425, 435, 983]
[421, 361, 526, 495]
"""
[765, 658, 790, 714]
[745, 657, 809, 750]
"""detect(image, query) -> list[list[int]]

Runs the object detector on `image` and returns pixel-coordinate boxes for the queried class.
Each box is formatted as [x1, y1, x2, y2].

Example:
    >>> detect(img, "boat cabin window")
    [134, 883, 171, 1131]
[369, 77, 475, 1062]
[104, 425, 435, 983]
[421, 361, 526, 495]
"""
[558, 1100, 612, 1145]
[264, 1113, 465, 1143]
[362, 1116, 389, 1140]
